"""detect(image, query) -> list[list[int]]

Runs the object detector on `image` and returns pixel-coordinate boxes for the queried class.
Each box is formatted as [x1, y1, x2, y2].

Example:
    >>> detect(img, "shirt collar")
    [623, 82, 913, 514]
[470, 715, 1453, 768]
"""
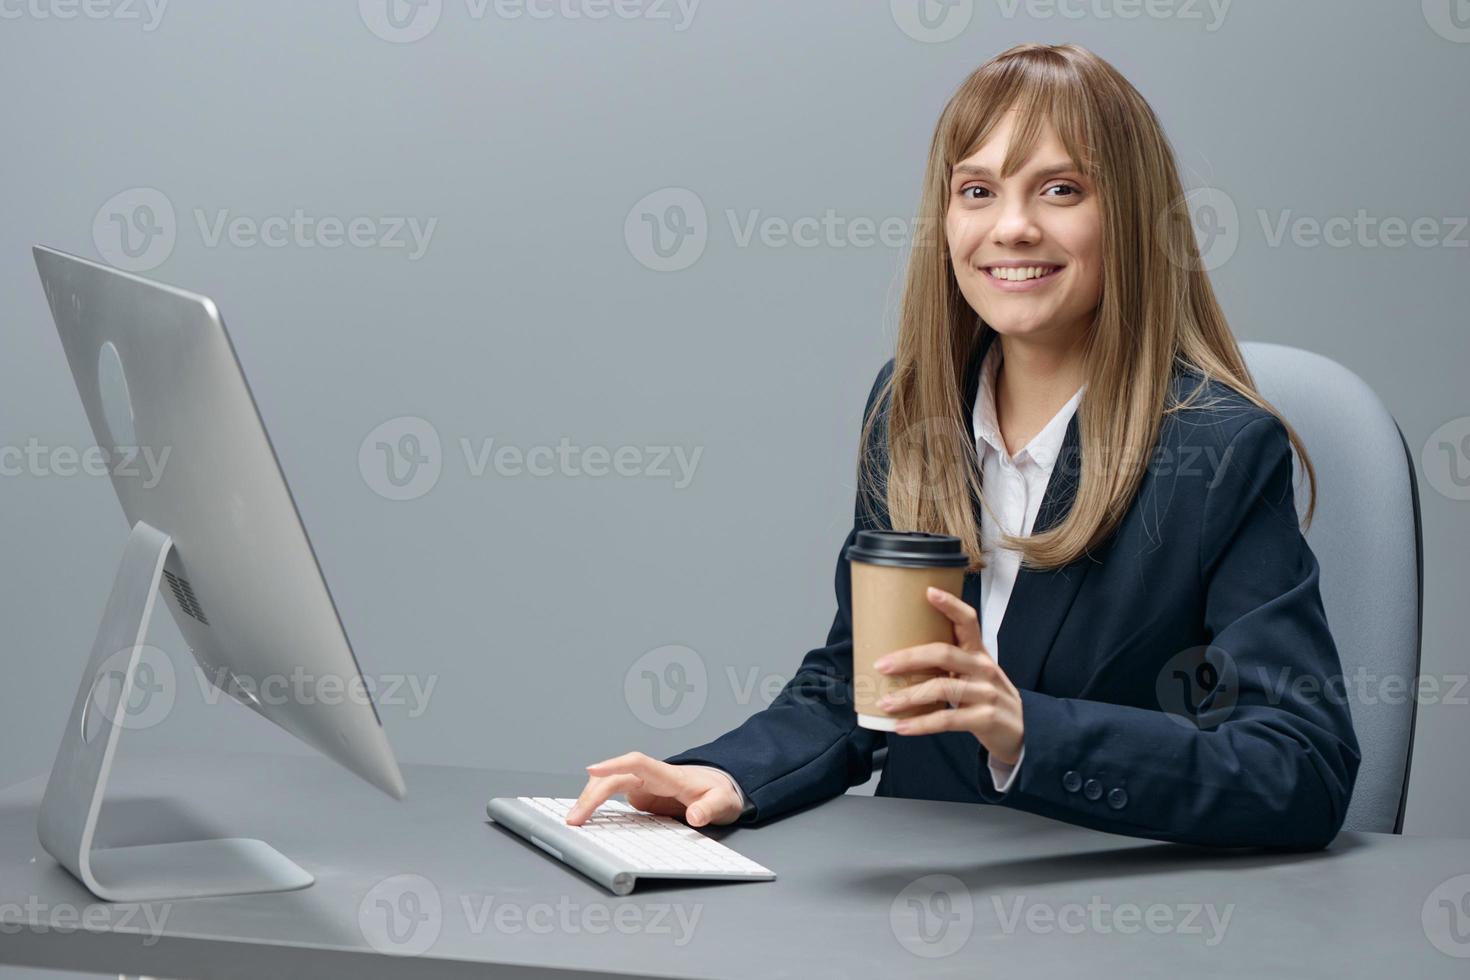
[972, 339, 1086, 473]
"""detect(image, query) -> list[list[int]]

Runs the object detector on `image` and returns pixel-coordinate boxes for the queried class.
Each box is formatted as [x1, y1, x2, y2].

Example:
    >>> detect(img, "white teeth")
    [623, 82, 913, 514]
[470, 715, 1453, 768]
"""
[987, 266, 1058, 281]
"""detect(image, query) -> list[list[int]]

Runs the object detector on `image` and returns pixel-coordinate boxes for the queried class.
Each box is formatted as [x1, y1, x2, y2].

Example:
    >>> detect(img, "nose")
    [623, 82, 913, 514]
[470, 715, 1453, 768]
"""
[990, 195, 1042, 248]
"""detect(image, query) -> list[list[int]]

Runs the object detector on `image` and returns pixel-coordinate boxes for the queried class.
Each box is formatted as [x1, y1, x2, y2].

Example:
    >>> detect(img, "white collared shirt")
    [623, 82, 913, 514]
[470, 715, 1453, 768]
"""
[974, 338, 1086, 792]
[688, 341, 1086, 811]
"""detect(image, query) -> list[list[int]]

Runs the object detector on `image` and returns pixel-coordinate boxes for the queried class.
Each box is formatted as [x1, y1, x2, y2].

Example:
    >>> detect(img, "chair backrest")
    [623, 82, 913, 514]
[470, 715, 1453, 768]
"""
[1240, 342, 1422, 833]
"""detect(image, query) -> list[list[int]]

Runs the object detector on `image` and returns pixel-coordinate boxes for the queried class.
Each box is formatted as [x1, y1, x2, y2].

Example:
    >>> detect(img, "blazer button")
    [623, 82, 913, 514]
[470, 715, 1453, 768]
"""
[1107, 787, 1128, 810]
[1062, 770, 1082, 793]
[1083, 779, 1102, 801]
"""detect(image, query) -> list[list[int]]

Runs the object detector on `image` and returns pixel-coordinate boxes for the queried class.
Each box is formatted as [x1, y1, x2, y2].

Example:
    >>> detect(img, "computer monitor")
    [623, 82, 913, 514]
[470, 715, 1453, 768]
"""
[32, 245, 405, 902]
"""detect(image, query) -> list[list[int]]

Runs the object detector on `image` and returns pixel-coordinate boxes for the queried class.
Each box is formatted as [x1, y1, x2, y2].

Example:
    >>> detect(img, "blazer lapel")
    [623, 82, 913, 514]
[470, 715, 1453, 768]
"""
[962, 329, 1094, 694]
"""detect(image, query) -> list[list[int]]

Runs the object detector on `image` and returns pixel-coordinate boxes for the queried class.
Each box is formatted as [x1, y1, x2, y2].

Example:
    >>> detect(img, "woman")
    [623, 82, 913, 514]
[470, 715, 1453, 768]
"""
[568, 43, 1359, 850]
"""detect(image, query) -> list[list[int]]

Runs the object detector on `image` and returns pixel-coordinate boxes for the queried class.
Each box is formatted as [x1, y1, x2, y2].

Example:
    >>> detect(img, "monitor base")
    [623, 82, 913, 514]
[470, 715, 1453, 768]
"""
[36, 519, 314, 902]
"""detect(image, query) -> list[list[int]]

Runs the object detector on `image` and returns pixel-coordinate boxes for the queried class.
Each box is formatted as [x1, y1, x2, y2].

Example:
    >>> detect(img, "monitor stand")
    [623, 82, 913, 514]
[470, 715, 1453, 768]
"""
[36, 519, 314, 902]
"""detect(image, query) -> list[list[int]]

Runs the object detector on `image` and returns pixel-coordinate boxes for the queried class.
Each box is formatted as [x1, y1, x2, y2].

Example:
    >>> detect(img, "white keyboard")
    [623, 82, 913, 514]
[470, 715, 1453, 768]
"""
[486, 795, 775, 896]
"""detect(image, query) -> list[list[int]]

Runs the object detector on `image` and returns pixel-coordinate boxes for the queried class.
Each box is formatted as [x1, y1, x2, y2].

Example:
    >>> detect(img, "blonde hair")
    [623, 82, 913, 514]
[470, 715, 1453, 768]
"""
[861, 42, 1316, 573]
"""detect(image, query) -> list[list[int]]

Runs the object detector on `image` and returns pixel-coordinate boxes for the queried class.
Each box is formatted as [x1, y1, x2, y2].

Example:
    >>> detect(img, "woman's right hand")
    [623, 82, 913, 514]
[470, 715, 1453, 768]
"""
[564, 751, 744, 828]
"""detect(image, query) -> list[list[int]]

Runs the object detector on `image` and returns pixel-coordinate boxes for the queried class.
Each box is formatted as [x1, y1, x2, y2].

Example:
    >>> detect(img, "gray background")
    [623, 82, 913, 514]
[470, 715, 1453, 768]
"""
[1, 2, 1467, 974]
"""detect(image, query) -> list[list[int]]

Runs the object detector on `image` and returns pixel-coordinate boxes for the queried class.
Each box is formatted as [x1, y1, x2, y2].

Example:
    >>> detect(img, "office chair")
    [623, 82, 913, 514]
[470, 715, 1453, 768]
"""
[849, 343, 1423, 835]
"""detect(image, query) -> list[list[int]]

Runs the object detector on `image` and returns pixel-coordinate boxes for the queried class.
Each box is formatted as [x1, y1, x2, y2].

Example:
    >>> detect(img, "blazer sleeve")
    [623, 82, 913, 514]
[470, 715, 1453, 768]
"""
[975, 414, 1362, 850]
[662, 361, 895, 824]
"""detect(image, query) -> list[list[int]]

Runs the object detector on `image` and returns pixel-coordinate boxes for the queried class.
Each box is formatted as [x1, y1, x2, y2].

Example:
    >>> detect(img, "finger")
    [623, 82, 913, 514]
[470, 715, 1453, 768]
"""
[565, 773, 642, 825]
[876, 641, 977, 677]
[585, 751, 655, 774]
[685, 786, 741, 828]
[586, 754, 688, 801]
[893, 704, 966, 737]
[926, 587, 985, 653]
[881, 675, 976, 712]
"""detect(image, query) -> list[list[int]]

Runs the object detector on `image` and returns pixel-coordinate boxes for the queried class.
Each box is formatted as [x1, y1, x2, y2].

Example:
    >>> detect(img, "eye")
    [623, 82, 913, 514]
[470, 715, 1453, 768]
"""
[1045, 183, 1083, 199]
[958, 184, 992, 201]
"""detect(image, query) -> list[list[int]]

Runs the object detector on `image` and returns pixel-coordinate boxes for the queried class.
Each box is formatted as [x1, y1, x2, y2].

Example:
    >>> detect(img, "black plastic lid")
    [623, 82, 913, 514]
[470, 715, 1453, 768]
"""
[845, 530, 968, 569]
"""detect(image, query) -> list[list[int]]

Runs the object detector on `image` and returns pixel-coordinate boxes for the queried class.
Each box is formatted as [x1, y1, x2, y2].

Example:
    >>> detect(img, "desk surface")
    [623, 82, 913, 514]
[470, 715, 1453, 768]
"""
[1, 750, 1468, 979]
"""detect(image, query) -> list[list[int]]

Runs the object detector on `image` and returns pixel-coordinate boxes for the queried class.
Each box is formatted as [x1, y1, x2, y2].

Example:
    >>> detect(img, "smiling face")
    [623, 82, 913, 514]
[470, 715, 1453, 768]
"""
[945, 109, 1103, 349]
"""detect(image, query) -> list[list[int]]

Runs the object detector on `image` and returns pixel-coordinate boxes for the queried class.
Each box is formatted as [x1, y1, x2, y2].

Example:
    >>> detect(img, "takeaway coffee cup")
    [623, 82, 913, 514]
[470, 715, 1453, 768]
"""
[846, 529, 969, 731]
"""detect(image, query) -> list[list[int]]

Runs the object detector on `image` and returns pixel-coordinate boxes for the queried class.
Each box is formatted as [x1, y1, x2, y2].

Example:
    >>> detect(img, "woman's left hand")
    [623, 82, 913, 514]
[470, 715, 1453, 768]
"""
[874, 586, 1025, 765]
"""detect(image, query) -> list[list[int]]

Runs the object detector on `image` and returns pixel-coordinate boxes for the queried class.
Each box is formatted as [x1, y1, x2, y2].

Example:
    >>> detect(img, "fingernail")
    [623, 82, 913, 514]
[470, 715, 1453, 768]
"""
[688, 807, 703, 824]
[874, 658, 891, 672]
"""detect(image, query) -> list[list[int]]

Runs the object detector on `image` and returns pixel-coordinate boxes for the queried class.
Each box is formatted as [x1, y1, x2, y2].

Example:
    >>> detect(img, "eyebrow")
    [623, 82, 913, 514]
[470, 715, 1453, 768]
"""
[951, 162, 1081, 181]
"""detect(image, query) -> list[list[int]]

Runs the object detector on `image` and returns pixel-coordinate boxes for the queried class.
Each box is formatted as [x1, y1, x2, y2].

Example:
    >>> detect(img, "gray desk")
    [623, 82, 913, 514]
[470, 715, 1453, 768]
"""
[1, 751, 1468, 978]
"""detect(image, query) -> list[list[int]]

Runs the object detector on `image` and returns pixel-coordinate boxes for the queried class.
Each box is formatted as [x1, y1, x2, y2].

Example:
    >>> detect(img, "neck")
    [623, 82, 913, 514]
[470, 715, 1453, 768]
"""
[992, 329, 1088, 456]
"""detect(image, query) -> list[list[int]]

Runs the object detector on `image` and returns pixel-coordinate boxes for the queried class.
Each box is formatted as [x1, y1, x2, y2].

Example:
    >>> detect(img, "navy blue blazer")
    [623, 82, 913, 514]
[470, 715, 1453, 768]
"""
[667, 330, 1361, 850]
